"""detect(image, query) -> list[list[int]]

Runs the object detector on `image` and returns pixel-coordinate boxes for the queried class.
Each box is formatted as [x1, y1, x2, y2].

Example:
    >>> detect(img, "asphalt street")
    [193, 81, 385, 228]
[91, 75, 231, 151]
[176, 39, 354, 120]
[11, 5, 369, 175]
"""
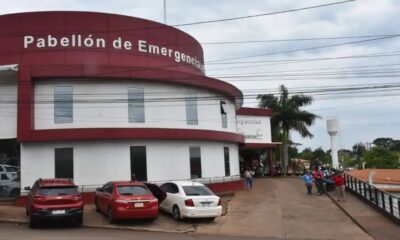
[0, 222, 283, 240]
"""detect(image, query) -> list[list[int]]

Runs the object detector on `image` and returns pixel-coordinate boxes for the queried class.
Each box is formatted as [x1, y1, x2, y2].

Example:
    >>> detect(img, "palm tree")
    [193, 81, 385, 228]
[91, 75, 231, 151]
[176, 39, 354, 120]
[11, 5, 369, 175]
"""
[257, 85, 319, 174]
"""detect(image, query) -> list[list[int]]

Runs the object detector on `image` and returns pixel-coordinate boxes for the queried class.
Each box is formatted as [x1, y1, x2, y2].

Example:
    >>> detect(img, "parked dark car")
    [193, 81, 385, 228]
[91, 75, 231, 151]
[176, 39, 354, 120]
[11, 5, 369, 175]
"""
[95, 181, 161, 223]
[25, 178, 83, 228]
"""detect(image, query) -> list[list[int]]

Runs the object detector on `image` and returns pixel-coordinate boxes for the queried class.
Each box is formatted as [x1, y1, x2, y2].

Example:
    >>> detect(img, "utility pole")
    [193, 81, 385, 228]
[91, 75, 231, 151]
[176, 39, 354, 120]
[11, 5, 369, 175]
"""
[163, 0, 167, 24]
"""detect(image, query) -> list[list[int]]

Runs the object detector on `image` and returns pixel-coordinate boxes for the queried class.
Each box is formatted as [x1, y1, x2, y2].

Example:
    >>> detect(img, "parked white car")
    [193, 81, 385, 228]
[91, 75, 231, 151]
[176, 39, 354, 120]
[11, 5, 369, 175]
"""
[159, 181, 222, 221]
[0, 176, 20, 197]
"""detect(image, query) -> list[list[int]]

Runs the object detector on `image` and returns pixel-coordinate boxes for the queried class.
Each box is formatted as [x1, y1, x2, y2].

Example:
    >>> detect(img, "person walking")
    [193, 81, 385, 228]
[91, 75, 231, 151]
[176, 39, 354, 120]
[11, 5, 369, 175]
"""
[244, 168, 254, 190]
[302, 170, 313, 195]
[313, 167, 324, 195]
[332, 171, 346, 201]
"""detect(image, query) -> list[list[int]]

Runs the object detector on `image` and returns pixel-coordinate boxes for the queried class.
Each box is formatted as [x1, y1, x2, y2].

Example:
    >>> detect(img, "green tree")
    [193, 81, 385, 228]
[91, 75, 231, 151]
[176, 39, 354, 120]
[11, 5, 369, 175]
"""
[257, 85, 319, 174]
[352, 142, 366, 169]
[372, 138, 394, 150]
[364, 147, 400, 169]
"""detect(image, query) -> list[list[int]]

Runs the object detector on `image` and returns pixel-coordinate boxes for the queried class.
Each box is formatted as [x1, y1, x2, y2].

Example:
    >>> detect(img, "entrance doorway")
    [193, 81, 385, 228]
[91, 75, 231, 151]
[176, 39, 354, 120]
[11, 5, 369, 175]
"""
[130, 146, 147, 181]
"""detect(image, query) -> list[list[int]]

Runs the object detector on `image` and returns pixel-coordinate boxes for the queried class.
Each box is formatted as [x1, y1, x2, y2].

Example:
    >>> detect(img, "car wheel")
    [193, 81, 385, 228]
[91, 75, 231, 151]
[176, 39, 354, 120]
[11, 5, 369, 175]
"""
[108, 208, 115, 223]
[206, 217, 215, 222]
[28, 213, 37, 228]
[172, 205, 181, 221]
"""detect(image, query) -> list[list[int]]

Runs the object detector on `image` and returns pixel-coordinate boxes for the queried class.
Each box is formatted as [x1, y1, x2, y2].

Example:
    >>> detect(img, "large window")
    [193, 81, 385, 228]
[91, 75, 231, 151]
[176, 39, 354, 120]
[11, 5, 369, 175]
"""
[220, 101, 227, 128]
[130, 146, 147, 181]
[55, 148, 73, 179]
[224, 147, 230, 176]
[54, 86, 73, 123]
[128, 88, 145, 123]
[189, 146, 202, 179]
[185, 93, 198, 125]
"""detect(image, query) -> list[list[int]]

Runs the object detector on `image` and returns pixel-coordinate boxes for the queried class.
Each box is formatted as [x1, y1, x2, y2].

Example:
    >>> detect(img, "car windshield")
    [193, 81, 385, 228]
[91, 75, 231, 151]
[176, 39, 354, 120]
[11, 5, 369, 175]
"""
[117, 185, 151, 196]
[182, 186, 214, 196]
[38, 186, 78, 196]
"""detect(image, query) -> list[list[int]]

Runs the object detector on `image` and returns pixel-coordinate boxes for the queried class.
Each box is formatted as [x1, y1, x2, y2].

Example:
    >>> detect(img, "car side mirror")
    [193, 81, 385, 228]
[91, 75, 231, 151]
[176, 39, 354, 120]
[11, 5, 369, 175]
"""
[24, 186, 31, 191]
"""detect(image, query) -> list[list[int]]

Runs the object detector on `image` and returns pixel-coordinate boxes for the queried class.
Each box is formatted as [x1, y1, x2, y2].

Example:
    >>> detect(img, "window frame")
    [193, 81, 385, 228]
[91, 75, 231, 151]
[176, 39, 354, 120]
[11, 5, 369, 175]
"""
[185, 93, 198, 125]
[54, 86, 73, 124]
[189, 146, 202, 179]
[128, 87, 145, 123]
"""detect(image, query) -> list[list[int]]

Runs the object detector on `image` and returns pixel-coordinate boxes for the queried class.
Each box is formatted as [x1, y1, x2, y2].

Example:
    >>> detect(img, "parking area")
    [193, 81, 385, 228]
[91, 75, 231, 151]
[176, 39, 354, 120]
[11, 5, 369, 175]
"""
[0, 178, 373, 239]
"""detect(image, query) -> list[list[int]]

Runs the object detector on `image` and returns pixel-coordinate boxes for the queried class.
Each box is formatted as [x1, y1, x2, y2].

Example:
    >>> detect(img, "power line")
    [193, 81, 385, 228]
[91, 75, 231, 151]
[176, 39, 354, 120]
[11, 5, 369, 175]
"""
[200, 34, 399, 45]
[173, 0, 356, 27]
[206, 35, 400, 63]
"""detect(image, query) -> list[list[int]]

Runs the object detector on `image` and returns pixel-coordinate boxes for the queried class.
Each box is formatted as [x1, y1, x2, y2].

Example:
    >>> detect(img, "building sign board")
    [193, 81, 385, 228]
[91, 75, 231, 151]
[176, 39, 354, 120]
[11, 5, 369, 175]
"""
[237, 115, 271, 144]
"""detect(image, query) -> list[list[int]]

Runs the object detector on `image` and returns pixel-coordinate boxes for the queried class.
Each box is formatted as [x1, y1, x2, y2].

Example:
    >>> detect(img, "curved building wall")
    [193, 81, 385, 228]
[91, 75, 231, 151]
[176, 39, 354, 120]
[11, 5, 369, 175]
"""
[34, 80, 237, 133]
[0, 74, 17, 139]
[21, 141, 239, 189]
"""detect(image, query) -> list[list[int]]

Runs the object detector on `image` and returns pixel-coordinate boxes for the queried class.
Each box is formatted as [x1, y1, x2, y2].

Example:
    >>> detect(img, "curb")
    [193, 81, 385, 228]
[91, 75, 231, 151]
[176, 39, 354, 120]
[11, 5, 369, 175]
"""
[325, 191, 372, 237]
[83, 224, 195, 234]
[0, 218, 195, 234]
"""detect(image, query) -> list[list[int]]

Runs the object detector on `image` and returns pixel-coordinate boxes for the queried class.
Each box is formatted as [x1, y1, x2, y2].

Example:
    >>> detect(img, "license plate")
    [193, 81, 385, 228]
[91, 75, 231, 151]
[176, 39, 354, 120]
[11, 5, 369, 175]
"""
[52, 210, 65, 215]
[201, 202, 211, 207]
[134, 202, 144, 208]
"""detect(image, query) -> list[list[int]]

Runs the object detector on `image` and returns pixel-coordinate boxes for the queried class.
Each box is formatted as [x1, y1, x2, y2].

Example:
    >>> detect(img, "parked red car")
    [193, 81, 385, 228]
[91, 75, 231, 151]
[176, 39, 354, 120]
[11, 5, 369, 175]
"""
[95, 181, 159, 222]
[25, 178, 83, 228]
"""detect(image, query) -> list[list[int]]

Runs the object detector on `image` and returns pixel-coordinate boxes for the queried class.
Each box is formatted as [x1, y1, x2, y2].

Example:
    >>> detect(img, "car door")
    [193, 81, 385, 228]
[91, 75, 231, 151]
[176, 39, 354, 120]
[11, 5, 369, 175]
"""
[159, 183, 174, 212]
[27, 181, 39, 212]
[161, 183, 181, 213]
[102, 183, 114, 211]
[97, 183, 110, 213]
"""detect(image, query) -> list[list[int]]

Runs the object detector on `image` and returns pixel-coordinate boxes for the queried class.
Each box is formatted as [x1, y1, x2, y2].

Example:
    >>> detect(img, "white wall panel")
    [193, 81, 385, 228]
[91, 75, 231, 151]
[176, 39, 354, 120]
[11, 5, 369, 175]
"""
[0, 78, 17, 139]
[21, 140, 240, 187]
[34, 80, 237, 133]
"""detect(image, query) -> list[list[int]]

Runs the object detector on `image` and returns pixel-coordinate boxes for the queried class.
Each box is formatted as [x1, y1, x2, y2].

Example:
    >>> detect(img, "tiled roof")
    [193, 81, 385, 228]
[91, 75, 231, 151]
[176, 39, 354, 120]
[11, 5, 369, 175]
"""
[348, 169, 400, 185]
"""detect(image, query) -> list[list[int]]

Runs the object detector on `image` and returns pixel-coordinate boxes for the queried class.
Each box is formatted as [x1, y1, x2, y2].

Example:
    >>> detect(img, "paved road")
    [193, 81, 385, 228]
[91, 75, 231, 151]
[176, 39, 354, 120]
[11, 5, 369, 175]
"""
[0, 222, 287, 240]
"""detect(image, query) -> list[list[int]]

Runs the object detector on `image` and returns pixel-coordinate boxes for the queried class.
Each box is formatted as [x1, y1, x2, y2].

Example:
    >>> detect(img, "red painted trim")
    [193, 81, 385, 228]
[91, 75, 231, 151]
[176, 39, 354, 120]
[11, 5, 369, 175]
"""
[207, 180, 245, 195]
[237, 107, 273, 117]
[18, 128, 245, 143]
[240, 143, 279, 149]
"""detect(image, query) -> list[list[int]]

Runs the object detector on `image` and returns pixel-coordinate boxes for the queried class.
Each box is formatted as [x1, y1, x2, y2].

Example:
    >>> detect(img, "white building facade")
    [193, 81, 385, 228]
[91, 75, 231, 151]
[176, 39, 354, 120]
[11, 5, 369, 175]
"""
[0, 12, 274, 198]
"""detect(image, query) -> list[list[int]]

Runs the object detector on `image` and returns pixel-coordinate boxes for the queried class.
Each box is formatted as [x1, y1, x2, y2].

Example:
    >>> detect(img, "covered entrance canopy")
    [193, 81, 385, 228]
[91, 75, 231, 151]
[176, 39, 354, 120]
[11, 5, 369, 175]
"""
[236, 108, 280, 176]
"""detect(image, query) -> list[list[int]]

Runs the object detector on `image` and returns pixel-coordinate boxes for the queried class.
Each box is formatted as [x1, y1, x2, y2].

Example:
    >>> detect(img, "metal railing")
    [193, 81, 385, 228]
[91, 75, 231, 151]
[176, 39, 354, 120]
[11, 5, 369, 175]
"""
[345, 173, 400, 225]
[77, 175, 242, 193]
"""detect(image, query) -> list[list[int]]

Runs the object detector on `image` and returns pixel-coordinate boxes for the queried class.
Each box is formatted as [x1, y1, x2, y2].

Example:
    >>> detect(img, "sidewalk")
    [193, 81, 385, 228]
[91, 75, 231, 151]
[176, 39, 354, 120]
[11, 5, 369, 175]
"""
[327, 191, 400, 240]
[195, 178, 372, 239]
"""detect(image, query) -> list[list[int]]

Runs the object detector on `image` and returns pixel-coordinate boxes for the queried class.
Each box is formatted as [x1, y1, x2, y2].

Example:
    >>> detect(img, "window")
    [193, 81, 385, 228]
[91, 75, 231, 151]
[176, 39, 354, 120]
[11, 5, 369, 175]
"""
[55, 148, 73, 179]
[220, 101, 228, 128]
[37, 186, 78, 196]
[189, 147, 202, 179]
[117, 186, 151, 195]
[224, 147, 230, 176]
[54, 86, 73, 123]
[128, 88, 145, 123]
[160, 183, 179, 194]
[183, 186, 214, 196]
[130, 146, 147, 181]
[185, 93, 198, 125]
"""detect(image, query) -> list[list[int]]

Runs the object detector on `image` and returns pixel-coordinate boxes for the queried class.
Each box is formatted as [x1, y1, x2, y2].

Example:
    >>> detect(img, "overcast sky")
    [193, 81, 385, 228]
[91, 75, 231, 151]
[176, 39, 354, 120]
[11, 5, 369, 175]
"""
[1, 0, 399, 151]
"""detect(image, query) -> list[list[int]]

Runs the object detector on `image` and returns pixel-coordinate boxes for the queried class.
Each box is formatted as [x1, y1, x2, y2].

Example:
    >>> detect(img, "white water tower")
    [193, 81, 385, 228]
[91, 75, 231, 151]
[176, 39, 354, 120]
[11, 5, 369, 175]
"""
[327, 119, 339, 169]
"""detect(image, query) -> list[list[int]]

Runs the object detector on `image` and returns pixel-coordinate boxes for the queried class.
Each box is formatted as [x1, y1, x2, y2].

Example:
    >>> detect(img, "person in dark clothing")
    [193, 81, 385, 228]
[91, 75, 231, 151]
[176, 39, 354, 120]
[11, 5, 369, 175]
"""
[312, 167, 324, 195]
